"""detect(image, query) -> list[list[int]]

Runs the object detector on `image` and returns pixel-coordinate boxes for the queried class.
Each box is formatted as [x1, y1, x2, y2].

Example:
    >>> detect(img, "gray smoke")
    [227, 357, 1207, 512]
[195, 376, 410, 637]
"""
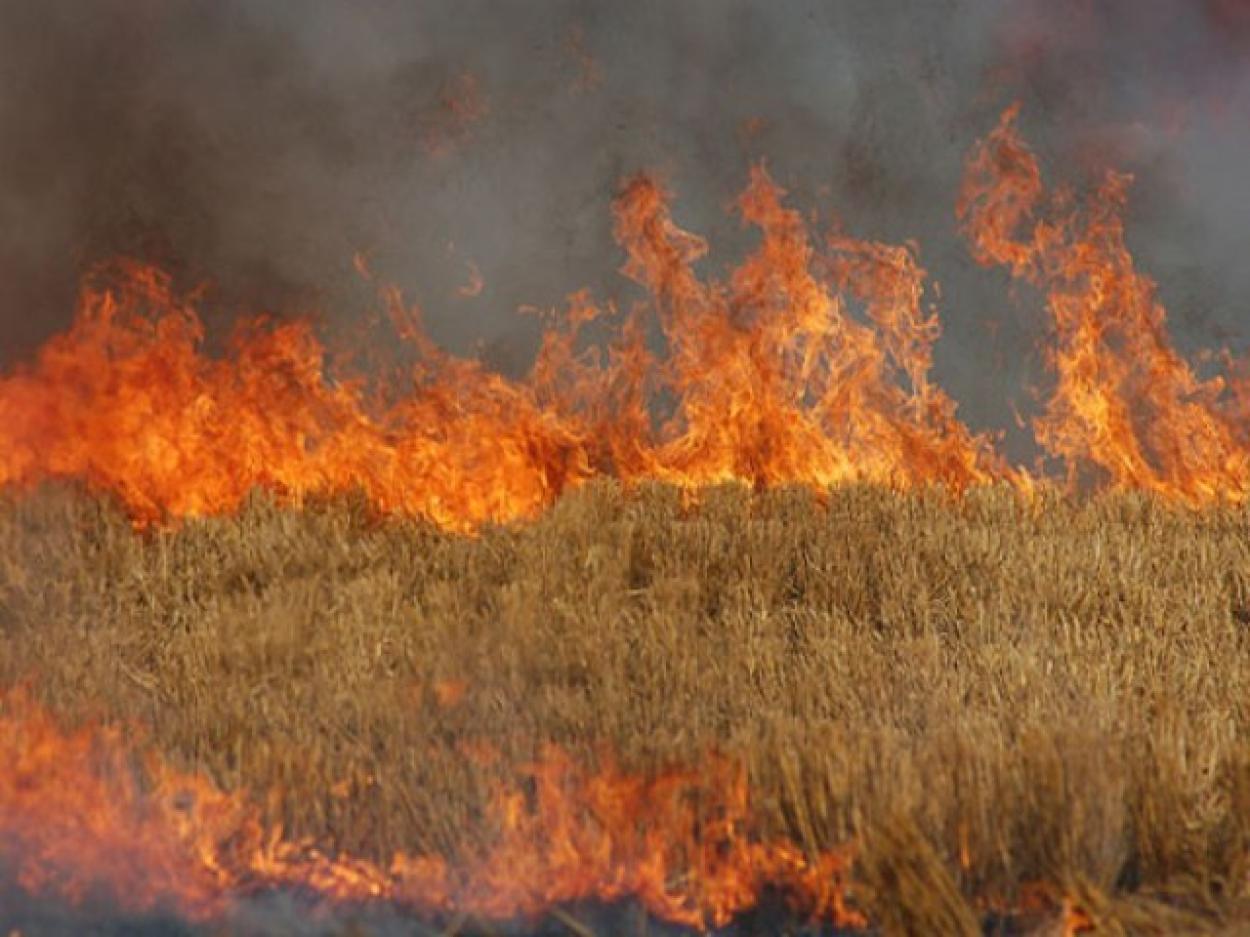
[0, 0, 1247, 462]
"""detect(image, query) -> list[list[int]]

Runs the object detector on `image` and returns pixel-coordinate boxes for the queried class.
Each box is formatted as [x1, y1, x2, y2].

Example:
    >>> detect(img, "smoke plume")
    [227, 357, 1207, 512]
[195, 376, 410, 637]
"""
[0, 0, 1246, 460]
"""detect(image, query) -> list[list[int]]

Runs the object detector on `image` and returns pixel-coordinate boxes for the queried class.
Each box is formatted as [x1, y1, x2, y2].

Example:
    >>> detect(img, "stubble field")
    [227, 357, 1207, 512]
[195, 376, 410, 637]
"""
[4, 481, 1250, 933]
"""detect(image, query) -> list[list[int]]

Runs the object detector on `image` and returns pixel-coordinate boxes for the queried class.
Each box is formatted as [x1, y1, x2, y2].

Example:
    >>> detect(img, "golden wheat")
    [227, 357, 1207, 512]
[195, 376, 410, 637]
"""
[4, 481, 1250, 931]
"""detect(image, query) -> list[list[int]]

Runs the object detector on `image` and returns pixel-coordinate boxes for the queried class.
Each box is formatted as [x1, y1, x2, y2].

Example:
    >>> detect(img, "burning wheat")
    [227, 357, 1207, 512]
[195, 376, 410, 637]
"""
[3, 111, 1250, 933]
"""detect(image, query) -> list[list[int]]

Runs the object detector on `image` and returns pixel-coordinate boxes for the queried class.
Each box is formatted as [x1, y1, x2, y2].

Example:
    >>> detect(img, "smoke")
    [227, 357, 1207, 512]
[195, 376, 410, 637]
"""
[0, 0, 1246, 460]
[1, 885, 839, 937]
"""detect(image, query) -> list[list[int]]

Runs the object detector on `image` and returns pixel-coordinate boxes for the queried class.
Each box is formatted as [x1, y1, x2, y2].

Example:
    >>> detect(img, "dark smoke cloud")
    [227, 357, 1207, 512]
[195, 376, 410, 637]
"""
[1, 0, 1247, 461]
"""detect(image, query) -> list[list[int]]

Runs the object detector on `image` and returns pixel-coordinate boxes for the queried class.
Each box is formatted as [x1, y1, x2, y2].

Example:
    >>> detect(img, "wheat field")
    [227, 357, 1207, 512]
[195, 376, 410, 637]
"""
[4, 481, 1250, 933]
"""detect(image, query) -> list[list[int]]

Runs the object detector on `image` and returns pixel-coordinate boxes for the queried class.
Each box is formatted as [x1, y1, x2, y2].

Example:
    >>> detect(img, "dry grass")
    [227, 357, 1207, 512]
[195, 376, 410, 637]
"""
[4, 480, 1250, 930]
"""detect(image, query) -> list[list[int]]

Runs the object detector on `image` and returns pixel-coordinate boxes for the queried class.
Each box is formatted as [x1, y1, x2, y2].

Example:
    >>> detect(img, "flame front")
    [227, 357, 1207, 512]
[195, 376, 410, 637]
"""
[0, 691, 862, 929]
[0, 163, 1006, 533]
[4, 110, 1249, 521]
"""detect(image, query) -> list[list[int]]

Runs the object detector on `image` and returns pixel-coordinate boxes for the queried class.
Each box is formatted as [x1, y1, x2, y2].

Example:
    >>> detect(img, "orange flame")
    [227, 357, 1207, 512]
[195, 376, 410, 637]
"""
[0, 690, 863, 930]
[958, 103, 1250, 503]
[422, 71, 489, 158]
[6, 109, 1250, 523]
[0, 164, 1002, 532]
[2, 109, 1219, 929]
[457, 259, 485, 298]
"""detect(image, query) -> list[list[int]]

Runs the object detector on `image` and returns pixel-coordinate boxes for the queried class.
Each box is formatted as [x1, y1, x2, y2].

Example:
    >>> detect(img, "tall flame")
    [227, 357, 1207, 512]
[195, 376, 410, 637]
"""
[958, 104, 1250, 503]
[611, 169, 999, 490]
[4, 109, 1250, 522]
[0, 690, 862, 929]
[0, 166, 999, 533]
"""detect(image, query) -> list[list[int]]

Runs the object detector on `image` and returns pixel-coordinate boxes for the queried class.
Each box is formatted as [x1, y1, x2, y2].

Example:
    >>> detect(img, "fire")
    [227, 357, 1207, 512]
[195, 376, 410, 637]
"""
[457, 259, 485, 298]
[0, 690, 863, 929]
[607, 169, 999, 491]
[0, 162, 1004, 533]
[0, 106, 1245, 929]
[422, 71, 489, 158]
[958, 104, 1250, 503]
[0, 262, 589, 532]
[12, 102, 1248, 529]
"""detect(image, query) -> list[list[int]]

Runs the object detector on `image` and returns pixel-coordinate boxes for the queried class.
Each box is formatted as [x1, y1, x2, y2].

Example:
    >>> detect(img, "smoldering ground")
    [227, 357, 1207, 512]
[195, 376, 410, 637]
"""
[0, 0, 1247, 463]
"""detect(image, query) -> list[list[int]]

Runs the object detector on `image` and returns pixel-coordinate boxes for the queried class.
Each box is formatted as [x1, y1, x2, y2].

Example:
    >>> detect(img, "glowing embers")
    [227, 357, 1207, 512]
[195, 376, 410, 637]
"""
[0, 691, 862, 930]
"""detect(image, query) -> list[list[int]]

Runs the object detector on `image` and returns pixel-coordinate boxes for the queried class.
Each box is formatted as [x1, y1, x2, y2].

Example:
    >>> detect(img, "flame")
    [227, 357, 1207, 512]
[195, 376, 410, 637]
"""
[2, 109, 1218, 929]
[0, 262, 590, 532]
[0, 690, 863, 930]
[422, 71, 489, 158]
[457, 259, 485, 298]
[4, 109, 1249, 521]
[958, 103, 1250, 503]
[609, 169, 1000, 491]
[0, 164, 1002, 533]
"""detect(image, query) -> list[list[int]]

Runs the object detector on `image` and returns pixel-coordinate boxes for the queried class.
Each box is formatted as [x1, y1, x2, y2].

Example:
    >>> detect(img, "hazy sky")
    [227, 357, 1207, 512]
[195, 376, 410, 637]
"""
[1, 0, 1247, 459]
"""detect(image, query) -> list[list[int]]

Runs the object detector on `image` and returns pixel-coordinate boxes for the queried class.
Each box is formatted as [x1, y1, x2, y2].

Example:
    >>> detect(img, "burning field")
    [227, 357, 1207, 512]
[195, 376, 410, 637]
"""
[6, 485, 1250, 935]
[4, 1, 1250, 934]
